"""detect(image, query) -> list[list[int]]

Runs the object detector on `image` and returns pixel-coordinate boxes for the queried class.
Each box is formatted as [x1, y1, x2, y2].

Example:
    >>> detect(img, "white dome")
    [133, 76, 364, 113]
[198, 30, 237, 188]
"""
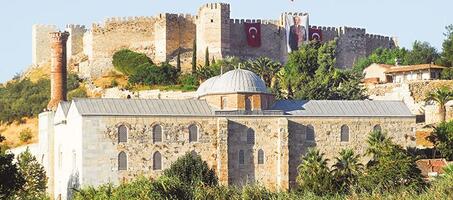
[196, 69, 268, 96]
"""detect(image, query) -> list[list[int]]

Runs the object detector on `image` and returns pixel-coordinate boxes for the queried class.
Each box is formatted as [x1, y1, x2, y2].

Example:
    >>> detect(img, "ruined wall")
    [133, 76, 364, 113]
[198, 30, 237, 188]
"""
[228, 19, 285, 62]
[287, 116, 415, 187]
[32, 25, 58, 65]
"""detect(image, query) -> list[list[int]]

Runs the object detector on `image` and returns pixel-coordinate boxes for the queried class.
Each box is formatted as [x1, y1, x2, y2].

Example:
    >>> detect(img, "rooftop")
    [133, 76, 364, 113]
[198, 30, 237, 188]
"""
[385, 64, 446, 73]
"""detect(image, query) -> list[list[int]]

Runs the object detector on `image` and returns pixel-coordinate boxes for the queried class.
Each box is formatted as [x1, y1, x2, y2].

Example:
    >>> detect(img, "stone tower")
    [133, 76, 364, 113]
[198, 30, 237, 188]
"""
[47, 31, 69, 111]
[196, 3, 230, 64]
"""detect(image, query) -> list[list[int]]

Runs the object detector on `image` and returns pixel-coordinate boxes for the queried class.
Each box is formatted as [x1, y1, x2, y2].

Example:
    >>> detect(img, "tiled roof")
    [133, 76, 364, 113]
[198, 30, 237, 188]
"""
[72, 98, 214, 116]
[385, 64, 446, 73]
[271, 100, 413, 117]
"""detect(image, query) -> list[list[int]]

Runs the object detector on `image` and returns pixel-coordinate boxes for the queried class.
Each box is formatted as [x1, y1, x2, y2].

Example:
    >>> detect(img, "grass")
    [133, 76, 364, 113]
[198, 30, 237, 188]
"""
[0, 117, 38, 148]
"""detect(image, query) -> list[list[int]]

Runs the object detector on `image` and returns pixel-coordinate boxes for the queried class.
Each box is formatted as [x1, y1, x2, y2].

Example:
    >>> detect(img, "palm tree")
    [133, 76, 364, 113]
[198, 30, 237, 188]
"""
[296, 148, 332, 195]
[365, 130, 393, 160]
[425, 87, 453, 122]
[331, 149, 363, 193]
[246, 57, 282, 87]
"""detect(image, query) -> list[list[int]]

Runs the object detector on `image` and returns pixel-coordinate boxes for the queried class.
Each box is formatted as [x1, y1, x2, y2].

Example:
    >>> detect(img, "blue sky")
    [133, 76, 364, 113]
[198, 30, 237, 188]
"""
[0, 0, 451, 83]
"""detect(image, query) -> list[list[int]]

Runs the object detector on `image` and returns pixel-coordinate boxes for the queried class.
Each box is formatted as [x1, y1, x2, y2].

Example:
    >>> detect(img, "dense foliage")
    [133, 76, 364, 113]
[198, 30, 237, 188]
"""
[429, 120, 453, 160]
[128, 63, 179, 86]
[440, 25, 453, 67]
[163, 152, 218, 186]
[0, 151, 24, 199]
[0, 73, 81, 124]
[112, 49, 153, 76]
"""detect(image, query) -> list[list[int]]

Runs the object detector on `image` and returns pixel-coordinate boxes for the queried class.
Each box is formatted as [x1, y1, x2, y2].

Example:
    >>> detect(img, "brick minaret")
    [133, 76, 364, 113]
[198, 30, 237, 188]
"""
[47, 31, 69, 110]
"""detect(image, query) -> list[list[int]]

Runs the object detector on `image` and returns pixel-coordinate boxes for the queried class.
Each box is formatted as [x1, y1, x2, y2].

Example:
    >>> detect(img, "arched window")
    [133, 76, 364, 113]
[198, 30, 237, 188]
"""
[340, 125, 349, 142]
[118, 125, 128, 143]
[373, 124, 382, 132]
[306, 124, 315, 141]
[221, 96, 227, 110]
[245, 97, 252, 111]
[258, 149, 264, 164]
[153, 151, 162, 170]
[239, 150, 245, 165]
[246, 128, 255, 145]
[118, 151, 127, 171]
[189, 124, 198, 142]
[153, 125, 162, 143]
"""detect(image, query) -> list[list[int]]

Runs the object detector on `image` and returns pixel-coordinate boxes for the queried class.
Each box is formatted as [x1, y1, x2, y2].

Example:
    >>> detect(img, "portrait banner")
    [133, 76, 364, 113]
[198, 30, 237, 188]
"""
[285, 13, 309, 52]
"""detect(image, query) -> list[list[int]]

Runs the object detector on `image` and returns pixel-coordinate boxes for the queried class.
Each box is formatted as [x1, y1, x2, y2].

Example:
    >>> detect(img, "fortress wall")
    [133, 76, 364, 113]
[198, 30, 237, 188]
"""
[90, 17, 157, 60]
[196, 3, 231, 64]
[365, 34, 396, 55]
[65, 24, 87, 61]
[310, 25, 339, 42]
[228, 19, 285, 62]
[32, 24, 58, 65]
[155, 13, 196, 63]
[335, 27, 368, 68]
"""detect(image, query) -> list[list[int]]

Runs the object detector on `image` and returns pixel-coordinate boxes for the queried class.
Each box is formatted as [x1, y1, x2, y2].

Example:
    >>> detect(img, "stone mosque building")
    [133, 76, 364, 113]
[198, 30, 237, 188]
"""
[38, 32, 415, 199]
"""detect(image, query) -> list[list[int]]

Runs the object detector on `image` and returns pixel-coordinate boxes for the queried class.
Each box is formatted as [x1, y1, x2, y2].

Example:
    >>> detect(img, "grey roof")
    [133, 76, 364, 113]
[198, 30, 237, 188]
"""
[72, 98, 214, 116]
[271, 100, 413, 117]
[59, 101, 71, 116]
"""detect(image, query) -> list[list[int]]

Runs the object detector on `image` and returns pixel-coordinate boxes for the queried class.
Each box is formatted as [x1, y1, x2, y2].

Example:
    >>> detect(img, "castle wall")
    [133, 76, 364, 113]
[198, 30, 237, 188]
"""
[287, 116, 415, 187]
[32, 25, 58, 65]
[65, 25, 87, 62]
[228, 19, 285, 63]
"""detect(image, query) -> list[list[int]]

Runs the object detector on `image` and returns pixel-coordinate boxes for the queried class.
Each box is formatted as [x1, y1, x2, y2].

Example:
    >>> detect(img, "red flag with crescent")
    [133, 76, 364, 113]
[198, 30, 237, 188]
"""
[309, 28, 322, 41]
[244, 23, 261, 47]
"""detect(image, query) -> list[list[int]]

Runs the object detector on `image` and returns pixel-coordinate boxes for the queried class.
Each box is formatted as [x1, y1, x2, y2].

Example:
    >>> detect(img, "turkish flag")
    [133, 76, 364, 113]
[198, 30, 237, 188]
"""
[244, 23, 261, 47]
[309, 28, 322, 41]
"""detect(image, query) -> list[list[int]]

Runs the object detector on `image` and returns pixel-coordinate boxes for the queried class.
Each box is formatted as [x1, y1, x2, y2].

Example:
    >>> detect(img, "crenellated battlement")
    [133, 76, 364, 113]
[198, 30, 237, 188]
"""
[198, 2, 230, 12]
[229, 19, 280, 25]
[65, 24, 86, 30]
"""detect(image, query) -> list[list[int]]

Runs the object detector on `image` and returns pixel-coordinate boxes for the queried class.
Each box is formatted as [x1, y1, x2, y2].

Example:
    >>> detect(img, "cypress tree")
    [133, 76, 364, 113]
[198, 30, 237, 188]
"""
[191, 40, 197, 74]
[211, 56, 216, 65]
[205, 47, 210, 67]
[176, 49, 181, 73]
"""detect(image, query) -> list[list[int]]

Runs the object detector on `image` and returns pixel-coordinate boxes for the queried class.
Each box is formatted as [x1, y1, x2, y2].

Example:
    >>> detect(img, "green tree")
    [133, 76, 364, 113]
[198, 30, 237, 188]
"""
[192, 40, 197, 74]
[360, 131, 425, 193]
[16, 148, 47, 199]
[332, 149, 363, 193]
[163, 152, 218, 186]
[296, 148, 333, 195]
[246, 57, 282, 87]
[428, 121, 453, 160]
[406, 41, 440, 65]
[112, 49, 153, 76]
[128, 63, 179, 86]
[0, 151, 24, 199]
[441, 25, 453, 67]
[425, 87, 453, 122]
[204, 47, 210, 67]
[441, 67, 453, 80]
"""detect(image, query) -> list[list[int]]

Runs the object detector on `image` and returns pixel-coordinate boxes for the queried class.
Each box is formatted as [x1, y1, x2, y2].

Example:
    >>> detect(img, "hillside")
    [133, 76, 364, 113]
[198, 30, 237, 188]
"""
[0, 117, 38, 148]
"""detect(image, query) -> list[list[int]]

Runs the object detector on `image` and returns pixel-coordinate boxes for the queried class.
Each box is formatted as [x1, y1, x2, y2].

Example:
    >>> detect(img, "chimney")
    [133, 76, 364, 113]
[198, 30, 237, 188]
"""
[47, 31, 69, 111]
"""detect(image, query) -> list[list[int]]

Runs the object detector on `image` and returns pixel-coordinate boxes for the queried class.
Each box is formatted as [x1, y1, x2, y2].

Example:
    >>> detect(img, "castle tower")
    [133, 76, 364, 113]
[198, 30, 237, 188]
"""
[32, 25, 58, 65]
[47, 31, 69, 111]
[65, 24, 87, 63]
[196, 3, 230, 64]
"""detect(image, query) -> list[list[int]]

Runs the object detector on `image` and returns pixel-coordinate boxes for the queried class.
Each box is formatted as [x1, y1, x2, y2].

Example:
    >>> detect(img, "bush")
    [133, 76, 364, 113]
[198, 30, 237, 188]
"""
[19, 129, 32, 143]
[68, 87, 88, 101]
[163, 152, 218, 186]
[441, 67, 453, 80]
[429, 120, 453, 160]
[128, 63, 178, 86]
[179, 73, 199, 87]
[112, 49, 153, 76]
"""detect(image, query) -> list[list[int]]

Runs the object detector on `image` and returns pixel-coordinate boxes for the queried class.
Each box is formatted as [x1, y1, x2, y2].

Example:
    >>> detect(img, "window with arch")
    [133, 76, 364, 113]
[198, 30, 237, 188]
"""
[153, 125, 162, 143]
[340, 125, 349, 142]
[189, 124, 198, 142]
[245, 97, 252, 111]
[373, 124, 382, 132]
[239, 150, 245, 165]
[306, 124, 315, 141]
[221, 96, 227, 110]
[258, 149, 264, 164]
[118, 151, 127, 171]
[118, 125, 128, 143]
[153, 151, 162, 170]
[246, 128, 255, 145]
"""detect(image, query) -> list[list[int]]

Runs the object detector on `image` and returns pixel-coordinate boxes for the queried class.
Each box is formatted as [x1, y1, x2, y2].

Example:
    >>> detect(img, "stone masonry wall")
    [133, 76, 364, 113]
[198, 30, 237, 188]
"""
[65, 24, 87, 62]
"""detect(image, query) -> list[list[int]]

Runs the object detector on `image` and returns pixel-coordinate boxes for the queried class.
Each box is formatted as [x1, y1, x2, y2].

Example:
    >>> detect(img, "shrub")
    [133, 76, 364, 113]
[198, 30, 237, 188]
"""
[19, 129, 32, 143]
[150, 176, 192, 200]
[441, 67, 453, 80]
[428, 120, 453, 160]
[68, 87, 88, 101]
[179, 73, 199, 87]
[112, 49, 153, 76]
[163, 152, 218, 186]
[128, 63, 178, 86]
